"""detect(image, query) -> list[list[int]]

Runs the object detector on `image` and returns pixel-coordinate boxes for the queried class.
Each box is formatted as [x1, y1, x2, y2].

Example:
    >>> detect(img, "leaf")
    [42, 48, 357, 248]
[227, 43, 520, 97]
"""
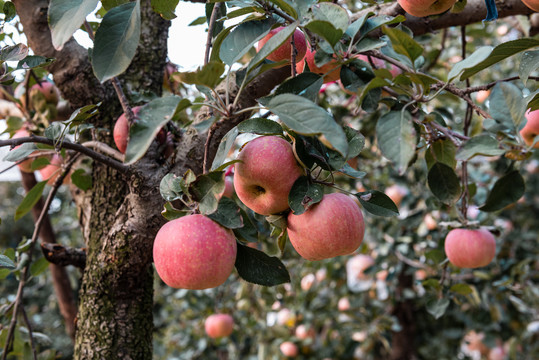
[31, 157, 50, 171]
[337, 163, 366, 179]
[207, 197, 243, 229]
[359, 15, 405, 40]
[312, 2, 349, 32]
[450, 283, 473, 295]
[267, 0, 297, 18]
[488, 82, 526, 131]
[220, 18, 274, 66]
[425, 139, 457, 170]
[344, 126, 365, 160]
[159, 173, 183, 202]
[211, 127, 239, 171]
[233, 209, 258, 243]
[125, 96, 180, 164]
[3, 1, 16, 22]
[304, 21, 343, 48]
[382, 26, 422, 63]
[48, 0, 100, 50]
[175, 61, 225, 89]
[64, 104, 99, 129]
[267, 94, 348, 156]
[3, 143, 38, 162]
[16, 56, 55, 70]
[161, 202, 190, 221]
[427, 162, 461, 205]
[0, 44, 29, 62]
[448, 46, 493, 81]
[150, 0, 179, 20]
[287, 176, 324, 215]
[460, 38, 539, 80]
[340, 58, 375, 93]
[191, 172, 224, 215]
[70, 169, 92, 191]
[30, 257, 49, 277]
[426, 298, 450, 319]
[273, 72, 323, 102]
[234, 243, 290, 286]
[238, 118, 283, 135]
[15, 181, 47, 221]
[376, 111, 416, 174]
[479, 170, 525, 212]
[455, 135, 505, 161]
[0, 254, 15, 270]
[345, 12, 370, 40]
[92, 1, 141, 82]
[519, 50, 539, 85]
[355, 190, 399, 217]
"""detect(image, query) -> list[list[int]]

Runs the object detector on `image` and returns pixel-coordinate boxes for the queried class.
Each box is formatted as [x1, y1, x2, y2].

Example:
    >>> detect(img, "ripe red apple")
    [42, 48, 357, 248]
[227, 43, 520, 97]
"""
[338, 297, 350, 311]
[397, 0, 457, 17]
[295, 324, 315, 340]
[475, 89, 490, 104]
[522, 0, 539, 12]
[287, 193, 365, 261]
[346, 254, 375, 281]
[256, 27, 307, 63]
[29, 81, 60, 105]
[204, 313, 234, 339]
[12, 129, 35, 173]
[39, 154, 69, 185]
[279, 341, 299, 357]
[113, 106, 143, 154]
[152, 214, 237, 289]
[220, 176, 235, 198]
[385, 184, 408, 207]
[520, 109, 539, 148]
[304, 48, 341, 83]
[444, 228, 496, 268]
[234, 136, 303, 215]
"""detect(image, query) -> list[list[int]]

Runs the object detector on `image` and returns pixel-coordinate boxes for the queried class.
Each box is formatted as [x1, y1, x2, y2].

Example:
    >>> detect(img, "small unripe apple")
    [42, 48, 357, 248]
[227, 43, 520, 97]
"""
[113, 106, 143, 154]
[304, 48, 341, 83]
[234, 136, 303, 215]
[204, 314, 234, 339]
[153, 214, 237, 289]
[287, 193, 365, 261]
[12, 129, 35, 173]
[522, 0, 539, 12]
[256, 27, 307, 63]
[520, 109, 539, 148]
[444, 228, 496, 268]
[397, 0, 457, 17]
[280, 341, 299, 357]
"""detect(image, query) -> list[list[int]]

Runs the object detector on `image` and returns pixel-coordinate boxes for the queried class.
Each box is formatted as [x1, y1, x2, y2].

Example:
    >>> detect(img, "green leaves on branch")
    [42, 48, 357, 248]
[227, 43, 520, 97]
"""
[48, 0, 99, 50]
[0, 254, 15, 270]
[376, 111, 416, 175]
[174, 62, 225, 89]
[355, 190, 399, 217]
[427, 162, 461, 205]
[237, 118, 283, 135]
[150, 0, 179, 20]
[488, 82, 527, 132]
[15, 180, 47, 221]
[480, 170, 525, 212]
[288, 176, 323, 215]
[234, 243, 290, 286]
[382, 26, 422, 64]
[455, 135, 506, 161]
[220, 18, 274, 66]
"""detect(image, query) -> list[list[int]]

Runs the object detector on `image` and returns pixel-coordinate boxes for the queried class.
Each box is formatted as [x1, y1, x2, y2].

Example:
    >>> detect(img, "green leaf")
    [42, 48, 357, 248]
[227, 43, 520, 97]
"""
[427, 162, 461, 205]
[211, 127, 239, 171]
[312, 2, 349, 32]
[220, 18, 274, 66]
[304, 21, 342, 48]
[359, 15, 405, 40]
[488, 82, 527, 132]
[267, 94, 348, 156]
[70, 169, 92, 191]
[233, 208, 258, 243]
[460, 38, 539, 80]
[92, 0, 141, 82]
[3, 143, 38, 162]
[3, 1, 17, 22]
[426, 298, 450, 319]
[31, 157, 50, 171]
[238, 118, 283, 135]
[267, 0, 297, 18]
[340, 58, 375, 93]
[382, 26, 422, 63]
[287, 176, 323, 215]
[355, 190, 399, 217]
[479, 170, 525, 212]
[48, 0, 100, 50]
[161, 202, 190, 221]
[337, 163, 366, 179]
[125, 96, 180, 165]
[191, 172, 224, 214]
[30, 257, 49, 277]
[376, 111, 416, 174]
[273, 72, 323, 102]
[234, 243, 290, 286]
[519, 50, 539, 85]
[16, 56, 55, 70]
[15, 181, 47, 221]
[150, 0, 179, 20]
[159, 173, 183, 202]
[175, 61, 225, 89]
[448, 46, 493, 82]
[344, 126, 365, 160]
[207, 197, 243, 229]
[425, 139, 457, 170]
[64, 104, 99, 129]
[345, 12, 371, 40]
[0, 254, 15, 270]
[455, 135, 505, 161]
[450, 283, 473, 295]
[0, 44, 29, 61]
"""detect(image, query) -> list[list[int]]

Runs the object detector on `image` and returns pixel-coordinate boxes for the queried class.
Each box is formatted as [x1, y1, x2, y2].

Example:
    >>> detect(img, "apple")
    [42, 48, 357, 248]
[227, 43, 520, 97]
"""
[39, 154, 69, 185]
[385, 184, 408, 207]
[397, 0, 457, 17]
[29, 81, 60, 105]
[279, 341, 299, 357]
[475, 89, 490, 104]
[300, 273, 315, 291]
[234, 136, 303, 215]
[12, 129, 35, 173]
[338, 297, 350, 311]
[220, 176, 235, 198]
[444, 228, 496, 268]
[522, 0, 539, 12]
[276, 308, 296, 328]
[287, 193, 365, 261]
[152, 214, 237, 289]
[113, 105, 143, 154]
[520, 109, 539, 148]
[204, 313, 234, 339]
[256, 27, 307, 63]
[488, 346, 506, 360]
[295, 324, 315, 340]
[415, 269, 427, 281]
[423, 213, 438, 230]
[304, 48, 341, 83]
[346, 254, 375, 281]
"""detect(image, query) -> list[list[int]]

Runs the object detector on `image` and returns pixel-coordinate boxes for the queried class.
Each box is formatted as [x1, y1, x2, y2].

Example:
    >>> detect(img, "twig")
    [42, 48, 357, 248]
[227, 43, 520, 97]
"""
[203, 125, 216, 174]
[205, 3, 222, 66]
[395, 250, 427, 269]
[82, 141, 125, 161]
[459, 25, 472, 222]
[111, 77, 135, 125]
[21, 307, 37, 360]
[84, 20, 95, 41]
[464, 76, 539, 94]
[41, 243, 86, 269]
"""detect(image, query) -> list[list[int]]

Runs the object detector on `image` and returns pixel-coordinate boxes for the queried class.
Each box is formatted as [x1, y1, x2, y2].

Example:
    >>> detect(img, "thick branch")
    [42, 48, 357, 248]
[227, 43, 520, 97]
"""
[41, 243, 87, 270]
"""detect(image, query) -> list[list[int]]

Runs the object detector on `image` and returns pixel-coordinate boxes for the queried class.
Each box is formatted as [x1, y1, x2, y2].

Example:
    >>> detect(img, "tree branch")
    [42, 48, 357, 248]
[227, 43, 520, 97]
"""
[41, 243, 87, 270]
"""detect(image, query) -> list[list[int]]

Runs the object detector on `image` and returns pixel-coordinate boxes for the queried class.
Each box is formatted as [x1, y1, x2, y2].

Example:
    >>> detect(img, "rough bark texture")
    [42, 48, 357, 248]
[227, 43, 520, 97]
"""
[390, 267, 417, 360]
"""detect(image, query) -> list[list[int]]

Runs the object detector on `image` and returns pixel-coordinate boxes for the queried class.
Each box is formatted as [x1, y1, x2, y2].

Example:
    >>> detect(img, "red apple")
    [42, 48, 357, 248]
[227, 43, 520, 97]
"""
[520, 109, 539, 148]
[12, 129, 34, 173]
[39, 154, 69, 185]
[29, 81, 60, 105]
[280, 341, 299, 357]
[444, 228, 496, 268]
[204, 313, 234, 339]
[300, 273, 315, 291]
[397, 0, 457, 17]
[475, 90, 490, 104]
[234, 136, 303, 215]
[256, 27, 307, 63]
[276, 308, 296, 327]
[522, 0, 539, 12]
[287, 193, 365, 261]
[220, 176, 235, 198]
[152, 214, 237, 289]
[338, 297, 350, 311]
[113, 106, 143, 154]
[385, 184, 408, 208]
[304, 48, 341, 83]
[295, 324, 315, 340]
[346, 254, 375, 281]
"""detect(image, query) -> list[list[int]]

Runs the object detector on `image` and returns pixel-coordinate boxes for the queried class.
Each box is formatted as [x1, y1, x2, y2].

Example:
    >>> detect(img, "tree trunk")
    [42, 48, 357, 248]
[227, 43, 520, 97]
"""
[390, 267, 417, 360]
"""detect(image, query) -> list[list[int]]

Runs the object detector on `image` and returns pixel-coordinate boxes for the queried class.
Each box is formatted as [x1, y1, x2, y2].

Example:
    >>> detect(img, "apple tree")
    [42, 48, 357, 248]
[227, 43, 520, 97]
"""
[0, 0, 538, 359]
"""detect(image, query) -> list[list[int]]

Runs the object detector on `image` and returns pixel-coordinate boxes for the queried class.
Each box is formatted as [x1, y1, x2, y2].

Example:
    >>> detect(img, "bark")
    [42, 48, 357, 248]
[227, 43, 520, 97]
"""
[390, 267, 417, 360]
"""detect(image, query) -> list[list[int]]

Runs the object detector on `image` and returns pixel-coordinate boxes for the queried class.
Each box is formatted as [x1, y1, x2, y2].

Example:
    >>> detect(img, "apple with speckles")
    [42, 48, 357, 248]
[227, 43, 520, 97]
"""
[444, 228, 496, 268]
[397, 0, 456, 17]
[205, 314, 234, 338]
